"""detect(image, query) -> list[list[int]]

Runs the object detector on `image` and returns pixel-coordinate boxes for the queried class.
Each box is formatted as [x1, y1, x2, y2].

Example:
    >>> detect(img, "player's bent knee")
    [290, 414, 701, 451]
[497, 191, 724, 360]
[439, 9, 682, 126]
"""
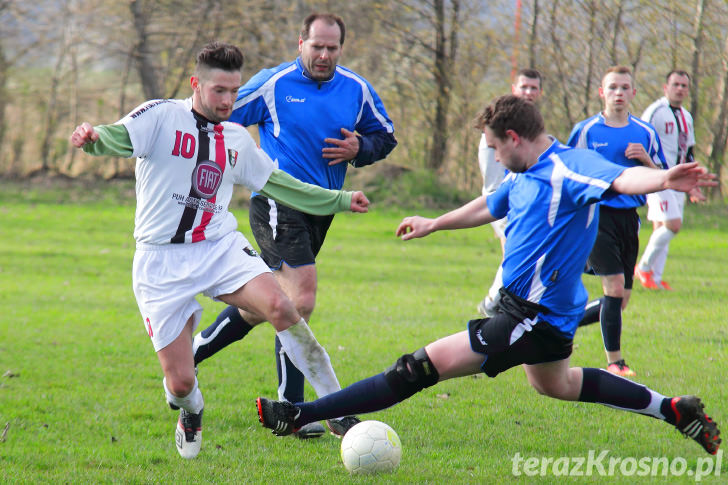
[166, 375, 196, 397]
[383, 348, 440, 401]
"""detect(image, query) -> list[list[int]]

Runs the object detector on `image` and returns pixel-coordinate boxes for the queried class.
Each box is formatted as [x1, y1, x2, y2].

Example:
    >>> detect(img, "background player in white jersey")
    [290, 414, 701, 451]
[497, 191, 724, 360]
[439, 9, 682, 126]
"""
[69, 42, 369, 459]
[192, 12, 396, 439]
[476, 68, 543, 318]
[255, 95, 720, 456]
[567, 66, 667, 377]
[635, 70, 705, 290]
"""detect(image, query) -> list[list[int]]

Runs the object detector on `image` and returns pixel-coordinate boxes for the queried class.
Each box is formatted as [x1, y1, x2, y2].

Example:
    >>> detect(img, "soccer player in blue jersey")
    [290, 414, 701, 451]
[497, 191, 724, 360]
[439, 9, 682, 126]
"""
[567, 66, 667, 377]
[255, 95, 720, 456]
[192, 12, 396, 439]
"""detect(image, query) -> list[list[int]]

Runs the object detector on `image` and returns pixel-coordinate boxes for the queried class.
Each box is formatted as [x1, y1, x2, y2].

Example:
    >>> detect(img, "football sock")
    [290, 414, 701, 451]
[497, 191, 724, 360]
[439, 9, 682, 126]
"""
[277, 319, 341, 398]
[639, 226, 675, 272]
[275, 335, 305, 402]
[600, 295, 622, 352]
[193, 306, 252, 365]
[579, 368, 668, 420]
[295, 373, 397, 426]
[164, 376, 204, 414]
[578, 297, 603, 327]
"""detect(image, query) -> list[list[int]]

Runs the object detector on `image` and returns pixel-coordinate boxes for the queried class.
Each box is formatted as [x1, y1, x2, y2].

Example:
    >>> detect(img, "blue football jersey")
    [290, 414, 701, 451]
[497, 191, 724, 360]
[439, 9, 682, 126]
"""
[230, 58, 394, 191]
[567, 113, 666, 209]
[487, 139, 626, 337]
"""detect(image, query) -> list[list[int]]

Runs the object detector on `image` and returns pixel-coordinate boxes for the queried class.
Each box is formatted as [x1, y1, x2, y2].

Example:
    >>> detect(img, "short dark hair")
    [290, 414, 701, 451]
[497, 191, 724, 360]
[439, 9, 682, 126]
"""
[301, 12, 346, 45]
[666, 70, 690, 83]
[603, 65, 632, 83]
[474, 95, 544, 141]
[516, 68, 542, 85]
[195, 42, 244, 73]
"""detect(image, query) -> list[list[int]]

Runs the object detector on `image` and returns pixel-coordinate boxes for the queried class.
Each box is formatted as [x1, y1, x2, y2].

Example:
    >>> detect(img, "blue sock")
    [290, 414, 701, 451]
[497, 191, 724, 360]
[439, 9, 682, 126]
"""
[600, 296, 622, 352]
[296, 373, 398, 425]
[275, 335, 305, 403]
[193, 306, 252, 365]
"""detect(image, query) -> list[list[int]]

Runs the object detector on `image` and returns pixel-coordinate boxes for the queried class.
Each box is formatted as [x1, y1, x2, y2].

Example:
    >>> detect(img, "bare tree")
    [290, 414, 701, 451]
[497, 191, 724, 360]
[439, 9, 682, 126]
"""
[689, 0, 708, 120]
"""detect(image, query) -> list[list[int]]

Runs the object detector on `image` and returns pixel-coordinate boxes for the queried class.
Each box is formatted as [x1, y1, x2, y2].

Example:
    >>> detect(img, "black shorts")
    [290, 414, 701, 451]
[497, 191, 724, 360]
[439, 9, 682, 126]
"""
[467, 290, 573, 377]
[586, 206, 640, 289]
[249, 195, 334, 269]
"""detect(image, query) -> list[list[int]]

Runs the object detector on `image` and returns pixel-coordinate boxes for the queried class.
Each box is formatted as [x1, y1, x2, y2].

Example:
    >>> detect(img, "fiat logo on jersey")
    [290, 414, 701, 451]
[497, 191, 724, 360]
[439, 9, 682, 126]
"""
[191, 160, 222, 199]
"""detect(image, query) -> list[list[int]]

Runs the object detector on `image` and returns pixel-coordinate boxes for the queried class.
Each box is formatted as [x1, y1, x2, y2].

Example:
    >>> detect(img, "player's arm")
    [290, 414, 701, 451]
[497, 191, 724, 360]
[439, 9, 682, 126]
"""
[70, 122, 134, 157]
[396, 195, 496, 241]
[259, 169, 369, 214]
[624, 142, 659, 169]
[610, 162, 715, 195]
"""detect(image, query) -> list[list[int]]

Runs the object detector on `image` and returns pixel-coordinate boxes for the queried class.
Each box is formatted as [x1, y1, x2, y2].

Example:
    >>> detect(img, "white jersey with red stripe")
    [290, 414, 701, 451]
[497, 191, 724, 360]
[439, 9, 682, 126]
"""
[641, 96, 695, 169]
[119, 98, 275, 245]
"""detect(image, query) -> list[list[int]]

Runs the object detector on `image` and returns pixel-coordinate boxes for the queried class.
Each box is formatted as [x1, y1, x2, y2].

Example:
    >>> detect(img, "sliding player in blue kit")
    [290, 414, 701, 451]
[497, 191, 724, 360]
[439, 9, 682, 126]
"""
[192, 12, 396, 439]
[256, 95, 720, 456]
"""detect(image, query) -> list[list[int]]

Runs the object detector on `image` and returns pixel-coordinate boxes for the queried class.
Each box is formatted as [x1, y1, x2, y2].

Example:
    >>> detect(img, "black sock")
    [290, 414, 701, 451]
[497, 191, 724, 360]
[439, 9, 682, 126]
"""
[296, 373, 400, 425]
[275, 335, 305, 403]
[600, 296, 622, 352]
[578, 297, 603, 327]
[193, 306, 252, 365]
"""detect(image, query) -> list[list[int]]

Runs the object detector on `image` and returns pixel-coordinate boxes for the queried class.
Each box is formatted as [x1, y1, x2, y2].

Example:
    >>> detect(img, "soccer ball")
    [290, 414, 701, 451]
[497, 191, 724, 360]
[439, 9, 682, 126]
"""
[340, 420, 402, 474]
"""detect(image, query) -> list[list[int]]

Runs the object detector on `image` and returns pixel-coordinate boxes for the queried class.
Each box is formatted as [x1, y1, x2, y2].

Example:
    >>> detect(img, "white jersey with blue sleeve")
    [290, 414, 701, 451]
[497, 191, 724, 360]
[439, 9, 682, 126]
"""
[486, 139, 626, 337]
[230, 58, 394, 190]
[566, 113, 666, 209]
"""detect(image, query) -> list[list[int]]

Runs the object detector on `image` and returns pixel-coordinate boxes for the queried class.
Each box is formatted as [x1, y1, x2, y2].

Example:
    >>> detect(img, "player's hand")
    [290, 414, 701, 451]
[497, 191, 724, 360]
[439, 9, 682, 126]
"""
[688, 186, 707, 203]
[70, 122, 99, 148]
[624, 143, 651, 166]
[349, 191, 369, 213]
[323, 128, 360, 166]
[396, 216, 436, 241]
[664, 162, 717, 193]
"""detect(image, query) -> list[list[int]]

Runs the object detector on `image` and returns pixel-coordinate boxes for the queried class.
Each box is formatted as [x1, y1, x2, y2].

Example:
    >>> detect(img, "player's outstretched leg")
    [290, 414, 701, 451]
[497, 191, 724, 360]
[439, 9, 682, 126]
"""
[671, 396, 721, 455]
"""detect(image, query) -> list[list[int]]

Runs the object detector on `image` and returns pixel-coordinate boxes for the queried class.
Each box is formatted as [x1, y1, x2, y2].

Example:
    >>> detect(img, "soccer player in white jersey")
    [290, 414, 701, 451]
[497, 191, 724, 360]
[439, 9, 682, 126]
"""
[255, 95, 720, 456]
[69, 42, 370, 459]
[476, 68, 543, 318]
[635, 70, 704, 290]
[567, 66, 667, 377]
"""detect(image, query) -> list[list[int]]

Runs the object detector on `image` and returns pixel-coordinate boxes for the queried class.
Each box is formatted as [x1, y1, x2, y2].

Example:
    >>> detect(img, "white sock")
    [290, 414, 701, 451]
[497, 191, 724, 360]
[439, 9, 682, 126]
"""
[163, 376, 204, 414]
[639, 226, 675, 271]
[276, 319, 341, 398]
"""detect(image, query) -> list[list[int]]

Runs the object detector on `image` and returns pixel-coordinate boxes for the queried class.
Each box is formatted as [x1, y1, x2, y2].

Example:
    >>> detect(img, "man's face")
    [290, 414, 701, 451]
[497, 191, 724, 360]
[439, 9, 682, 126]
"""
[512, 75, 542, 102]
[599, 72, 635, 113]
[664, 73, 690, 107]
[191, 68, 241, 122]
[299, 19, 342, 81]
[485, 126, 528, 173]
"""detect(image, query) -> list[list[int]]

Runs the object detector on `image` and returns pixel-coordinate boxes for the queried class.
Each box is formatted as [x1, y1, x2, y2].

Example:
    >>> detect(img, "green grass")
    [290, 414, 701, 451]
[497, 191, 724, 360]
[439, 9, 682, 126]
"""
[0, 184, 726, 484]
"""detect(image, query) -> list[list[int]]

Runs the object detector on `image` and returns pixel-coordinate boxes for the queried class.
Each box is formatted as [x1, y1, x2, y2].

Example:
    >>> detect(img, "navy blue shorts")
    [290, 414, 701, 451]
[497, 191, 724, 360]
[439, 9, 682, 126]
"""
[467, 292, 573, 377]
[249, 195, 334, 269]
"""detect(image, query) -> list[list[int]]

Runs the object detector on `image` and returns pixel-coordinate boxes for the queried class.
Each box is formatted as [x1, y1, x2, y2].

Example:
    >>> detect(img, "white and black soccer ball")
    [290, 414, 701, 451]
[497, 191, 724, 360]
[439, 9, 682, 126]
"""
[340, 420, 402, 474]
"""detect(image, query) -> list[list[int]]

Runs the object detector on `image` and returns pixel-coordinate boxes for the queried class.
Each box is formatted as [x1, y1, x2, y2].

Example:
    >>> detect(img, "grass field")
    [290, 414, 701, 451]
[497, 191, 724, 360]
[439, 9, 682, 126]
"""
[0, 181, 726, 484]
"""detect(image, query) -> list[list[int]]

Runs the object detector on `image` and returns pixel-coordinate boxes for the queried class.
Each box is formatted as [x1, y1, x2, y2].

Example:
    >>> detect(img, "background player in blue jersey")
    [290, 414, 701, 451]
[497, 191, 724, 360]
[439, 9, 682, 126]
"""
[255, 95, 720, 456]
[567, 66, 667, 377]
[192, 12, 397, 439]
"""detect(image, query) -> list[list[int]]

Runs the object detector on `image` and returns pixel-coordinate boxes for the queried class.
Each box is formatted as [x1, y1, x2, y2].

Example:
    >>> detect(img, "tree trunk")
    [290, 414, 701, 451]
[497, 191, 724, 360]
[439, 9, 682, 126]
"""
[130, 0, 164, 100]
[689, 0, 708, 120]
[528, 0, 539, 68]
[707, 31, 728, 201]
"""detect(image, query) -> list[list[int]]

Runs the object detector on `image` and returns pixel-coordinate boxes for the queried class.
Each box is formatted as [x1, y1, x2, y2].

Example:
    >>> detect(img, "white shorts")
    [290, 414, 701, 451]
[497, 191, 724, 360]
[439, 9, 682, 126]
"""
[132, 231, 270, 351]
[646, 189, 685, 222]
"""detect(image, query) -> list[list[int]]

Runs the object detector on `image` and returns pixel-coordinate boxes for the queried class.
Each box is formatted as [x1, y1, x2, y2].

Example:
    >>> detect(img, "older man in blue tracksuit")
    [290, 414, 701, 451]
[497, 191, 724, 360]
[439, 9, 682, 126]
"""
[192, 12, 396, 438]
